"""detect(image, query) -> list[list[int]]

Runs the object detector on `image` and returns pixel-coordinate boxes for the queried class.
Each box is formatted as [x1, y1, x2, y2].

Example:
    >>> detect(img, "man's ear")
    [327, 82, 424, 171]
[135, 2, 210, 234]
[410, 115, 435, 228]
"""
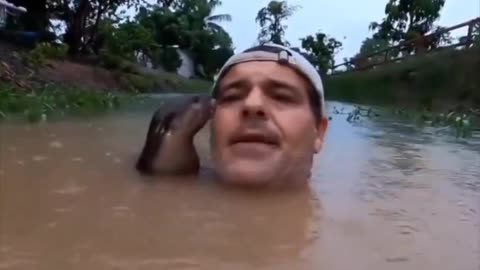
[314, 117, 328, 153]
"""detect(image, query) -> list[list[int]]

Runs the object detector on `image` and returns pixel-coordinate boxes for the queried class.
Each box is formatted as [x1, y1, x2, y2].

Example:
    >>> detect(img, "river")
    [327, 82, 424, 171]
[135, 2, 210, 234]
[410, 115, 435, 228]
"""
[1, 97, 479, 270]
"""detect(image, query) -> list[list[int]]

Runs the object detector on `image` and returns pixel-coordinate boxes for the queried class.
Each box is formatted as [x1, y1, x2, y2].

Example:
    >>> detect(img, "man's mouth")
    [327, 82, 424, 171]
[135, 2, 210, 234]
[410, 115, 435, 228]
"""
[230, 132, 280, 146]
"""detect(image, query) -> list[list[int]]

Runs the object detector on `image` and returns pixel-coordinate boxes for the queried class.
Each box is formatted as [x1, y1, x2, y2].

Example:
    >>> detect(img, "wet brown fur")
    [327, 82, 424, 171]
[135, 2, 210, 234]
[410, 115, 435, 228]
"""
[135, 95, 212, 177]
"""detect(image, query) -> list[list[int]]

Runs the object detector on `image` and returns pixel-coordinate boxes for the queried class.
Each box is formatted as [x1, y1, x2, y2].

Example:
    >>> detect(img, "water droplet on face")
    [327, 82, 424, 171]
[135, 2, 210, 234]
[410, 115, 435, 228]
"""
[15, 160, 24, 165]
[72, 157, 83, 162]
[105, 152, 111, 157]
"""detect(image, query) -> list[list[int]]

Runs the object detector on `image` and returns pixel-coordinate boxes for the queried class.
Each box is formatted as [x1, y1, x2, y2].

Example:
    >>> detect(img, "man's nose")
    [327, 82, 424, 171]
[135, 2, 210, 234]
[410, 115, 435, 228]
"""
[241, 87, 266, 118]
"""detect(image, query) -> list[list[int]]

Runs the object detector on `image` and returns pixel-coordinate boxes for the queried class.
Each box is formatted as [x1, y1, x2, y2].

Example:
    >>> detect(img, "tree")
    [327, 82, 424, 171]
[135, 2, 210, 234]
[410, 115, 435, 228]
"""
[101, 19, 155, 61]
[132, 0, 234, 78]
[369, 0, 446, 53]
[355, 36, 392, 67]
[299, 31, 342, 75]
[42, 0, 143, 55]
[255, 0, 299, 46]
[359, 37, 391, 56]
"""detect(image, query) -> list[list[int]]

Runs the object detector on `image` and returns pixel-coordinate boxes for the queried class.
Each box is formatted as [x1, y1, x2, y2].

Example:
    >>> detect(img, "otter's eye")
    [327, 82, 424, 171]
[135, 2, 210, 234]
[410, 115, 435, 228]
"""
[192, 96, 200, 103]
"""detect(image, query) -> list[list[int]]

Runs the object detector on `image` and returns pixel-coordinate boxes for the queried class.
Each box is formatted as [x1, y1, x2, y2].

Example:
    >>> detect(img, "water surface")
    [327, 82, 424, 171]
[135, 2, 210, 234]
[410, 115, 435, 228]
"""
[1, 98, 479, 270]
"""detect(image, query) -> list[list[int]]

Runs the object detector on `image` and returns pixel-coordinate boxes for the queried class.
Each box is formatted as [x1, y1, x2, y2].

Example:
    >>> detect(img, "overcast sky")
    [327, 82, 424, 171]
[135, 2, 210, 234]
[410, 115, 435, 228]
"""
[213, 0, 480, 63]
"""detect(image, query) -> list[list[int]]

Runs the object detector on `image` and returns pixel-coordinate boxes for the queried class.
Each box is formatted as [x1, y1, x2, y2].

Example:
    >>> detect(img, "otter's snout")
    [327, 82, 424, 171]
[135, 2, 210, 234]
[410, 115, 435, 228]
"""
[189, 95, 213, 111]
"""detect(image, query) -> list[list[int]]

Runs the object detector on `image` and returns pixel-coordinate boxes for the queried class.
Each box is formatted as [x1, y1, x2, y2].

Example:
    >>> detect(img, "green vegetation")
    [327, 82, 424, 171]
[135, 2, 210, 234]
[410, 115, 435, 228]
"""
[2, 0, 480, 137]
[334, 104, 477, 138]
[320, 0, 480, 137]
[20, 42, 69, 69]
[325, 46, 480, 107]
[0, 83, 137, 123]
[114, 71, 213, 94]
[324, 46, 480, 137]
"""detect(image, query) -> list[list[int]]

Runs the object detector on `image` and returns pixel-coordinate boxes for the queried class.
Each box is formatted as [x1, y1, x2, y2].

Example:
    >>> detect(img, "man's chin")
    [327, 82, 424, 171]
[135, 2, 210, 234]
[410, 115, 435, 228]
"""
[216, 160, 280, 187]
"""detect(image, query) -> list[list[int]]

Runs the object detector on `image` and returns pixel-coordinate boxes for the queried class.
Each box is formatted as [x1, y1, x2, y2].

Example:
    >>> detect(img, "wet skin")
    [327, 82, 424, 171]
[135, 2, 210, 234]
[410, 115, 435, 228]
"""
[135, 94, 213, 177]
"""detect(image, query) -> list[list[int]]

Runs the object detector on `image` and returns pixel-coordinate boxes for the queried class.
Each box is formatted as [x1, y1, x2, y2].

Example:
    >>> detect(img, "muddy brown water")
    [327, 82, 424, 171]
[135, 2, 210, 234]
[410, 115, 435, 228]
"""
[1, 99, 479, 270]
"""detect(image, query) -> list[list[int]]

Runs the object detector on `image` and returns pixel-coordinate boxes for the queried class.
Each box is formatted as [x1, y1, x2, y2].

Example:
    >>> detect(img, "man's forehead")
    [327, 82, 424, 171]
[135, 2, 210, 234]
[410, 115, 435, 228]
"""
[216, 61, 307, 87]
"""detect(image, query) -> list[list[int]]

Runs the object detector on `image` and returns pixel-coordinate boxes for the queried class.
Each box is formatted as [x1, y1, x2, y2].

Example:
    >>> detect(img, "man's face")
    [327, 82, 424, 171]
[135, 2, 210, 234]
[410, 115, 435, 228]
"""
[210, 61, 328, 188]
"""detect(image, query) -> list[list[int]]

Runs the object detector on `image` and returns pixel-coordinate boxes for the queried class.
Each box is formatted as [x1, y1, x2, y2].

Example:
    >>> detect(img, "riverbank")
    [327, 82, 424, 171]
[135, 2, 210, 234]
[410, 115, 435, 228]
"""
[322, 46, 480, 137]
[0, 41, 213, 122]
[324, 46, 480, 111]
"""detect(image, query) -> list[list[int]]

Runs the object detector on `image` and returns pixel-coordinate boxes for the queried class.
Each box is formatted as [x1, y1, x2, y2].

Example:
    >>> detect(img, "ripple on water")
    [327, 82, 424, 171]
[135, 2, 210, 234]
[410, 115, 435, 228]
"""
[14, 160, 24, 165]
[49, 141, 63, 148]
[54, 208, 73, 213]
[32, 155, 48, 161]
[1, 100, 479, 270]
[51, 180, 88, 195]
[92, 255, 202, 270]
[0, 258, 38, 269]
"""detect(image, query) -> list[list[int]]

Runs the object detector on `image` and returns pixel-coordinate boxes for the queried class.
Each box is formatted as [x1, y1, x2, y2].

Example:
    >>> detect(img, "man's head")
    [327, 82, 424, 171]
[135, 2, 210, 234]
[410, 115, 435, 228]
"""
[209, 43, 328, 188]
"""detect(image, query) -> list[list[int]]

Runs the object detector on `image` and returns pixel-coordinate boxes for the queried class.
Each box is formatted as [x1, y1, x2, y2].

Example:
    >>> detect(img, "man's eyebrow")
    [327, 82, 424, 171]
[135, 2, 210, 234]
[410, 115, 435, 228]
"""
[217, 77, 301, 93]
[267, 78, 300, 92]
[218, 79, 249, 91]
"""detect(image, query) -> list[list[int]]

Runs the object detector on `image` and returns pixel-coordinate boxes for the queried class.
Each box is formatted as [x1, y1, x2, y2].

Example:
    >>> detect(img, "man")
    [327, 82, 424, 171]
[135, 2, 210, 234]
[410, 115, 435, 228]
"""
[209, 43, 329, 188]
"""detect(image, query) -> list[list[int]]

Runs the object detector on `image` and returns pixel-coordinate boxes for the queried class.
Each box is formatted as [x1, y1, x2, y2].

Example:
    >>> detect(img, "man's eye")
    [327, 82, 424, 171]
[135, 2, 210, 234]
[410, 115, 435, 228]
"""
[218, 92, 242, 102]
[271, 92, 294, 102]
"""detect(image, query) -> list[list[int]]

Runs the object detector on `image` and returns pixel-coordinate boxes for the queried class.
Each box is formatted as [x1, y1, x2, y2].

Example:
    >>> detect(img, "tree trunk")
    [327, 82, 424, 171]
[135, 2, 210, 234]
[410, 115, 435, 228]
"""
[64, 0, 91, 55]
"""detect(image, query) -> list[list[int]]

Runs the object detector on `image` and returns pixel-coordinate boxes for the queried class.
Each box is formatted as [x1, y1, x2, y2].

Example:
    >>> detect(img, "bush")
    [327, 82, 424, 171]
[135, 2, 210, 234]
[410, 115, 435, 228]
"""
[151, 47, 183, 72]
[324, 46, 480, 109]
[0, 82, 135, 123]
[21, 42, 69, 68]
[98, 50, 124, 70]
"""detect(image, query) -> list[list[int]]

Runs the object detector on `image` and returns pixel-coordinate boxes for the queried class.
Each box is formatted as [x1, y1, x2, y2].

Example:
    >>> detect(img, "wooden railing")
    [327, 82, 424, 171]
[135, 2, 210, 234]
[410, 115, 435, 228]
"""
[331, 17, 480, 74]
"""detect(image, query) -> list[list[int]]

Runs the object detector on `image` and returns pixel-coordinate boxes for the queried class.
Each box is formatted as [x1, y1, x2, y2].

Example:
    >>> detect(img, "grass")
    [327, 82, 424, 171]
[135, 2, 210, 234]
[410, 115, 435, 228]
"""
[0, 82, 139, 123]
[95, 50, 213, 94]
[324, 46, 480, 111]
[115, 70, 213, 94]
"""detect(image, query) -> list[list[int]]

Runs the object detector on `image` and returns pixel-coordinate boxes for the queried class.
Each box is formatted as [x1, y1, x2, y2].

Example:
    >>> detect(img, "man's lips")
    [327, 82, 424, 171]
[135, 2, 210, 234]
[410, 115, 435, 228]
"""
[229, 132, 280, 146]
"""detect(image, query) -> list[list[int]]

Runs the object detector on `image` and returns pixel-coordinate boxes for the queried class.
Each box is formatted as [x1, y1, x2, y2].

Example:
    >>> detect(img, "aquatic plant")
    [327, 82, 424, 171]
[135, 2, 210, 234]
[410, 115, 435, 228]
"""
[0, 83, 137, 123]
[332, 105, 380, 123]
[332, 105, 478, 138]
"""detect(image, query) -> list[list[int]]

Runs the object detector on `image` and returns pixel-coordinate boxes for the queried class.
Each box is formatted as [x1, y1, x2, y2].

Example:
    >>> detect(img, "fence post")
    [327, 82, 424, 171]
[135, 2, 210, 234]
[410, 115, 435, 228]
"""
[466, 21, 473, 48]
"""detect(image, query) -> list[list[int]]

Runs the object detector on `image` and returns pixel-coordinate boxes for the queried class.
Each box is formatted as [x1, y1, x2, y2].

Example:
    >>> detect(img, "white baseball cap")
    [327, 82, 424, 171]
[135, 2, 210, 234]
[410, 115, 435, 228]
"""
[211, 43, 327, 119]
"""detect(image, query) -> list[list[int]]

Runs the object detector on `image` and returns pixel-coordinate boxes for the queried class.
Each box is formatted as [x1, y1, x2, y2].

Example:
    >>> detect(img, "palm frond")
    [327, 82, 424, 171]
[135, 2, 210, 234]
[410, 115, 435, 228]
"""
[206, 14, 232, 23]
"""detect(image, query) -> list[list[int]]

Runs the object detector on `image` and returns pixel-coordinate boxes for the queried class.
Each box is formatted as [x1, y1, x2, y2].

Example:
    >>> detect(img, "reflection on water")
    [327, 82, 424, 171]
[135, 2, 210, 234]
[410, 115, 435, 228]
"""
[1, 99, 479, 270]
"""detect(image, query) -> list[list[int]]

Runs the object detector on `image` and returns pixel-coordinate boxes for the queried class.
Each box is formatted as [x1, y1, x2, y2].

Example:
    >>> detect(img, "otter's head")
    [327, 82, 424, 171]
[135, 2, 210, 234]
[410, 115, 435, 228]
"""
[169, 94, 213, 137]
